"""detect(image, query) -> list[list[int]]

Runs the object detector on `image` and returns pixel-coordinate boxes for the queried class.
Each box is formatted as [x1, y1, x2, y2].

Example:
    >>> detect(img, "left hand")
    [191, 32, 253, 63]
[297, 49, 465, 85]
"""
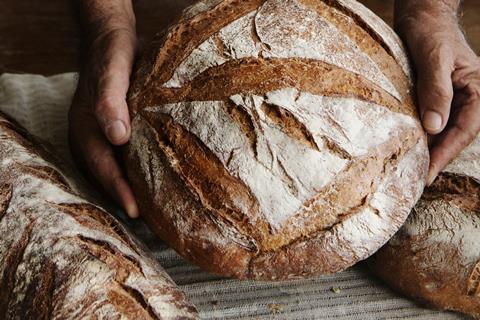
[395, 1, 480, 185]
[69, 0, 139, 218]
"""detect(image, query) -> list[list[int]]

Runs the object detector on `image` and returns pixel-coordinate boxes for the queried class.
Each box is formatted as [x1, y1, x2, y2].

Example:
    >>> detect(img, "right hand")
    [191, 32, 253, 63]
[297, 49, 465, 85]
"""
[69, 0, 139, 218]
[394, 0, 480, 185]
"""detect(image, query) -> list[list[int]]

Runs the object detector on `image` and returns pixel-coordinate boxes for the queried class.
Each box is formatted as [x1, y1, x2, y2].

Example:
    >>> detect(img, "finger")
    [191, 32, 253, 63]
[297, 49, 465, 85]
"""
[70, 110, 139, 218]
[89, 146, 139, 219]
[93, 29, 136, 146]
[427, 89, 480, 184]
[415, 48, 455, 135]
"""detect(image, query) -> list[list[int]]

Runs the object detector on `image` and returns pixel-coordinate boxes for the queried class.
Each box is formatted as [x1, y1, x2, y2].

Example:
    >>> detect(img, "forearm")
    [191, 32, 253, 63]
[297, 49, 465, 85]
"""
[394, 0, 461, 39]
[75, 0, 136, 44]
[394, 0, 467, 50]
[72, 0, 137, 84]
[395, 0, 460, 20]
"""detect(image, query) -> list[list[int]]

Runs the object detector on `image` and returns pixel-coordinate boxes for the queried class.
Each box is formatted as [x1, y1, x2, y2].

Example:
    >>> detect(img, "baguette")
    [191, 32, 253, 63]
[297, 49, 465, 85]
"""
[0, 112, 198, 319]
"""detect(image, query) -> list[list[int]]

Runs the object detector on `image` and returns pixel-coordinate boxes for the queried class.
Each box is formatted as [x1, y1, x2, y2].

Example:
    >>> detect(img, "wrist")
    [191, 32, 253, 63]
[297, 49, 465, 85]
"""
[76, 0, 137, 75]
[395, 0, 460, 20]
[394, 0, 463, 50]
[78, 0, 136, 44]
[394, 0, 460, 36]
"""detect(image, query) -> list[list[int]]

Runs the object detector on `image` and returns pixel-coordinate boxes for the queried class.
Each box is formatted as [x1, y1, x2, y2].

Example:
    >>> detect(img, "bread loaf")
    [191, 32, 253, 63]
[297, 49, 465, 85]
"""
[126, 0, 429, 280]
[0, 112, 198, 319]
[368, 135, 480, 318]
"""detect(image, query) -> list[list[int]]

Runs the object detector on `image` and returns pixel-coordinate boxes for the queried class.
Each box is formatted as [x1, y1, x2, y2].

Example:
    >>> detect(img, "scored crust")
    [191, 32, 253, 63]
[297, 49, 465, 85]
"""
[368, 173, 480, 318]
[126, 0, 428, 280]
[0, 113, 198, 319]
[368, 133, 480, 318]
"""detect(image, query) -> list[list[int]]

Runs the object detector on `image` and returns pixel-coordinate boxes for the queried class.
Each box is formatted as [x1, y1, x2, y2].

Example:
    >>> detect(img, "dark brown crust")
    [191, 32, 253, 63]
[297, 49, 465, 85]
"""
[299, 0, 414, 107]
[422, 173, 480, 212]
[226, 100, 260, 154]
[106, 288, 154, 319]
[130, 0, 415, 115]
[77, 235, 143, 276]
[134, 57, 413, 118]
[18, 164, 72, 193]
[146, 113, 266, 242]
[0, 113, 199, 317]
[126, 116, 254, 278]
[261, 102, 322, 151]
[0, 184, 12, 221]
[142, 103, 421, 250]
[130, 0, 266, 107]
[0, 222, 34, 317]
[76, 236, 168, 319]
[55, 202, 135, 247]
[127, 111, 425, 279]
[322, 0, 394, 57]
[468, 261, 480, 297]
[368, 173, 480, 318]
[126, 0, 425, 280]
[24, 260, 55, 320]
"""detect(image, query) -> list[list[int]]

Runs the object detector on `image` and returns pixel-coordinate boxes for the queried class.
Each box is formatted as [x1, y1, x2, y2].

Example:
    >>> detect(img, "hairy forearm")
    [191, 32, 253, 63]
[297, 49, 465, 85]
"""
[394, 0, 464, 46]
[75, 0, 136, 42]
[395, 0, 460, 19]
[394, 0, 460, 31]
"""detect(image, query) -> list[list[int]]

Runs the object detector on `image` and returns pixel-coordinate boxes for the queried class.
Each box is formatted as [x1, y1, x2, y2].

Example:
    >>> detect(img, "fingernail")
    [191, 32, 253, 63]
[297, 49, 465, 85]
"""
[106, 120, 127, 143]
[426, 173, 437, 186]
[422, 111, 443, 132]
[126, 202, 139, 219]
[426, 166, 438, 186]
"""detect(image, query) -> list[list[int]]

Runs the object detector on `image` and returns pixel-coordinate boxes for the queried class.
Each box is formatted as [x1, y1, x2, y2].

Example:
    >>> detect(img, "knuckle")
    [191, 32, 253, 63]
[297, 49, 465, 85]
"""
[465, 124, 479, 139]
[424, 42, 451, 64]
[466, 83, 480, 101]
[457, 124, 479, 144]
[94, 96, 120, 119]
[431, 85, 453, 103]
[457, 75, 480, 101]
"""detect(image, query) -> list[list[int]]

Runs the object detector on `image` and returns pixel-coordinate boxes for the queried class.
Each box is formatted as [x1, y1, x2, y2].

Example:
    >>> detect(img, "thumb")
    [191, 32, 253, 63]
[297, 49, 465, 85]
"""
[92, 29, 136, 146]
[415, 50, 454, 135]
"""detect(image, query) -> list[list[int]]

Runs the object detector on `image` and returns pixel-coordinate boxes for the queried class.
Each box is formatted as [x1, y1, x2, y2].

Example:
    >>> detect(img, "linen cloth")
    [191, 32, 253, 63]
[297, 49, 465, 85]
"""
[0, 73, 465, 319]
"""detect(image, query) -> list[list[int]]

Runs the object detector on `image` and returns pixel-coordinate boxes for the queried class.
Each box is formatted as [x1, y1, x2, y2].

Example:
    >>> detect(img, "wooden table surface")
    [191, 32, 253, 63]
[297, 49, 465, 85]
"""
[0, 0, 479, 75]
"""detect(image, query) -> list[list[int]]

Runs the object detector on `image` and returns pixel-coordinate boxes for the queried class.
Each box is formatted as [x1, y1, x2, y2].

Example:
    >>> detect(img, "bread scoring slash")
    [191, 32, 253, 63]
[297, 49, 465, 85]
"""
[369, 134, 480, 318]
[0, 113, 198, 319]
[126, 0, 429, 280]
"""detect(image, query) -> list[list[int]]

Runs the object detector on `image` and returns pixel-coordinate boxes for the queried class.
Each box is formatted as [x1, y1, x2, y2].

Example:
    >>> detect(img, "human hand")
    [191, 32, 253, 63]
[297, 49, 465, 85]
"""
[69, 0, 139, 217]
[395, 0, 480, 185]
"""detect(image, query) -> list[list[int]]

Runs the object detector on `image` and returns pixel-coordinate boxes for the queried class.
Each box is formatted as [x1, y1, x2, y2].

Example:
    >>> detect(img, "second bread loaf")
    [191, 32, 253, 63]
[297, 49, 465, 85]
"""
[0, 113, 198, 319]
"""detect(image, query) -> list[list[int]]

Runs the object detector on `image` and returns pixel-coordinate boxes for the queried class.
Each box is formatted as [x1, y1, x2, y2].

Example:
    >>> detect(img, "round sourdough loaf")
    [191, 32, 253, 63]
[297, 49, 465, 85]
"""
[368, 135, 480, 318]
[126, 0, 429, 280]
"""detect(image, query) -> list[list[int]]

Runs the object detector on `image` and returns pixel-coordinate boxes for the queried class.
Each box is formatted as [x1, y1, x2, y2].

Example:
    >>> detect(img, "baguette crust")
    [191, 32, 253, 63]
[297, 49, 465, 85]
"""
[126, 0, 428, 280]
[369, 135, 480, 318]
[0, 113, 198, 319]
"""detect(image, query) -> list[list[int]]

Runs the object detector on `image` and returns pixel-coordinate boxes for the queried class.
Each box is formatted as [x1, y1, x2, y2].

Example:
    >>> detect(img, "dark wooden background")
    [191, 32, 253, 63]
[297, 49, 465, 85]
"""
[0, 0, 479, 75]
